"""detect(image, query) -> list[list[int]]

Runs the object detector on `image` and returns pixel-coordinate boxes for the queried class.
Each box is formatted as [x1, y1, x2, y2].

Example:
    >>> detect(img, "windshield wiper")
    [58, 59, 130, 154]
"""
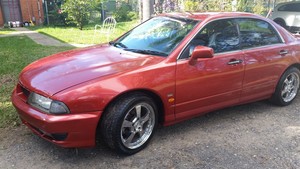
[109, 41, 127, 48]
[124, 48, 168, 57]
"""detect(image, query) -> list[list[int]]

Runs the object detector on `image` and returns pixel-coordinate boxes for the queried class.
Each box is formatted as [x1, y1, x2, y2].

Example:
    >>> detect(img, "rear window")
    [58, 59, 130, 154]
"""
[278, 3, 300, 12]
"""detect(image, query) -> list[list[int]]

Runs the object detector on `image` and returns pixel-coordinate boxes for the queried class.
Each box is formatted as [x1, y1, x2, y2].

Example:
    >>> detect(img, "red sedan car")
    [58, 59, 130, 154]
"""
[12, 12, 300, 154]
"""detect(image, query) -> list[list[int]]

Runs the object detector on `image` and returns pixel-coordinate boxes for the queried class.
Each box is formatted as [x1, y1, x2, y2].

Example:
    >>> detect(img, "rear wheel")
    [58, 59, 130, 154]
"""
[270, 67, 300, 106]
[274, 19, 287, 29]
[100, 93, 157, 155]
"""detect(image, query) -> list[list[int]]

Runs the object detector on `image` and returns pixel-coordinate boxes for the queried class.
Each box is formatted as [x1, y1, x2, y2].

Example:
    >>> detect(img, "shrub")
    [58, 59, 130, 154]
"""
[113, 2, 135, 22]
[62, 0, 93, 30]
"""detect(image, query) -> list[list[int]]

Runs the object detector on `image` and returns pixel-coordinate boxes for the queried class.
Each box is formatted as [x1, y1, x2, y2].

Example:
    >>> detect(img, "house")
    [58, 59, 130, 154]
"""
[0, 0, 44, 27]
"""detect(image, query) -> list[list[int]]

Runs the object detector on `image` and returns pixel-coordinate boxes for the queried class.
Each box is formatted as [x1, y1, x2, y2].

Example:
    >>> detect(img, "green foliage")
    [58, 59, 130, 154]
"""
[237, 0, 248, 12]
[127, 11, 138, 21]
[62, 0, 94, 30]
[113, 2, 137, 22]
[184, 0, 202, 11]
[48, 9, 68, 26]
[183, 0, 232, 12]
[206, 0, 232, 11]
[0, 36, 73, 128]
[252, 1, 267, 15]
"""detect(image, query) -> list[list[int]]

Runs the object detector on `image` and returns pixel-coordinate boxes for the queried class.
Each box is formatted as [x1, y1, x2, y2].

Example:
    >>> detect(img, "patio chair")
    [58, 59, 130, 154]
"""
[93, 17, 117, 43]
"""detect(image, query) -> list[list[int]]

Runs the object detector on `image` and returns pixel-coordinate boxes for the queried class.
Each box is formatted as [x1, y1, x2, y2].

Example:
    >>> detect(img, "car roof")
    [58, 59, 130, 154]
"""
[161, 12, 262, 21]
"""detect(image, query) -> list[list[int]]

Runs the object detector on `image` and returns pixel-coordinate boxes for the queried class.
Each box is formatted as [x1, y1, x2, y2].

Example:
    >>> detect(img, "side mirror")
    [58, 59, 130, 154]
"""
[189, 46, 214, 65]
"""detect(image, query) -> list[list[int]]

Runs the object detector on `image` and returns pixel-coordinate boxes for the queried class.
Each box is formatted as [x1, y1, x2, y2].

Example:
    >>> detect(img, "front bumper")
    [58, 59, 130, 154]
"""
[11, 88, 102, 148]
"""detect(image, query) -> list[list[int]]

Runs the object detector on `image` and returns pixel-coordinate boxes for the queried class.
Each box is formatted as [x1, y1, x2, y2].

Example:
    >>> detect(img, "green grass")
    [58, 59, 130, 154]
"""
[0, 28, 15, 35]
[29, 20, 139, 44]
[0, 36, 74, 128]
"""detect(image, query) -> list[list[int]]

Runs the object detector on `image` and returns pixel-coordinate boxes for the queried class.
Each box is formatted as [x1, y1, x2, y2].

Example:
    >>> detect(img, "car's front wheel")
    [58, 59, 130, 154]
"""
[271, 67, 300, 106]
[100, 93, 157, 155]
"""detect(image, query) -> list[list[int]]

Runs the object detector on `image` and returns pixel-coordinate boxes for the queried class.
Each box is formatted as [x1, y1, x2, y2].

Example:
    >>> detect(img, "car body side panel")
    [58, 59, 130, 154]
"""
[174, 51, 244, 120]
[52, 62, 177, 124]
[240, 44, 293, 103]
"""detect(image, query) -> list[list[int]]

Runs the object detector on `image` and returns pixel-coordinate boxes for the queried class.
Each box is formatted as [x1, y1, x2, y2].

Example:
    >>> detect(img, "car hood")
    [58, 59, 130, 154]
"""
[19, 45, 164, 96]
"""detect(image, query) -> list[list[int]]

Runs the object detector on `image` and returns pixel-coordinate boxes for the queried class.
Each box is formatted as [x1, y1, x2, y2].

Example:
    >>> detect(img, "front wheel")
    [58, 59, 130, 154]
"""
[100, 93, 157, 155]
[270, 67, 300, 106]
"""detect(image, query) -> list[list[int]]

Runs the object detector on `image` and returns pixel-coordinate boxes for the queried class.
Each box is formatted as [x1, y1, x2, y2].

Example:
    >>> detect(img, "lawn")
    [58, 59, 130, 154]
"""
[0, 36, 74, 128]
[0, 28, 15, 35]
[29, 20, 139, 44]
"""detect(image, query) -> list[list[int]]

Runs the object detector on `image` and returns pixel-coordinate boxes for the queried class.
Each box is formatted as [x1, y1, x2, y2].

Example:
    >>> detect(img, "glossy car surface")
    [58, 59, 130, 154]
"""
[12, 12, 300, 154]
[268, 1, 300, 33]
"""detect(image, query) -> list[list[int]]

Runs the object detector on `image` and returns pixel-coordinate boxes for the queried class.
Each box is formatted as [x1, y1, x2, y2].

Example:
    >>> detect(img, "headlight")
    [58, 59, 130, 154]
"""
[28, 92, 70, 115]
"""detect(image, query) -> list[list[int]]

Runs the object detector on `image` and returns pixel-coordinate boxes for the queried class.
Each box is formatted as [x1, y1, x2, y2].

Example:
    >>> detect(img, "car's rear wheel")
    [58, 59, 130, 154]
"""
[274, 19, 287, 29]
[100, 93, 157, 155]
[271, 67, 300, 106]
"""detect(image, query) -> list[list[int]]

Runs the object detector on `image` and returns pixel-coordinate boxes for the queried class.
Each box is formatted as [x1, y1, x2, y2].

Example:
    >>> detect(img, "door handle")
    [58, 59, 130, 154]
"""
[227, 59, 243, 65]
[279, 50, 288, 55]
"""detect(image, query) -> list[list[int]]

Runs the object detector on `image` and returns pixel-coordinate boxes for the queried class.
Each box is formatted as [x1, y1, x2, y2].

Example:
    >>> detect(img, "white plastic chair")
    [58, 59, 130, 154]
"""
[93, 17, 117, 43]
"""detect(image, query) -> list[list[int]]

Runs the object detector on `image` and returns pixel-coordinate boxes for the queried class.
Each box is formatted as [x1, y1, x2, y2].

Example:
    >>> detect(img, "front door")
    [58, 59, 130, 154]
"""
[175, 19, 245, 120]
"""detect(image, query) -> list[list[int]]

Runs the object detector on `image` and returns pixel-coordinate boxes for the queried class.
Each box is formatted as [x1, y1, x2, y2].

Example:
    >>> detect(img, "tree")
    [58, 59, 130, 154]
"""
[237, 0, 248, 12]
[253, 0, 266, 15]
[62, 0, 94, 30]
[142, 0, 154, 21]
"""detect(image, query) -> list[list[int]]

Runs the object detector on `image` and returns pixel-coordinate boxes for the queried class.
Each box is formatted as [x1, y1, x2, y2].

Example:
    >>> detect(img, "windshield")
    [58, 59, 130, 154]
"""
[112, 16, 199, 57]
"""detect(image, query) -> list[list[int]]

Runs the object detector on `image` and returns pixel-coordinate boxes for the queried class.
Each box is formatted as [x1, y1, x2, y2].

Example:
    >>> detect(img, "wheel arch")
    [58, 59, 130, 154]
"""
[290, 63, 300, 71]
[274, 18, 286, 27]
[277, 63, 300, 83]
[107, 89, 165, 124]
[270, 64, 300, 106]
[96, 89, 165, 135]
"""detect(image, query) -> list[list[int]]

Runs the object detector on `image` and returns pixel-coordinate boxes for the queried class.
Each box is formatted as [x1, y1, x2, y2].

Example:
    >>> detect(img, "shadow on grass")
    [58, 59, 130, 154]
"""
[38, 31, 69, 44]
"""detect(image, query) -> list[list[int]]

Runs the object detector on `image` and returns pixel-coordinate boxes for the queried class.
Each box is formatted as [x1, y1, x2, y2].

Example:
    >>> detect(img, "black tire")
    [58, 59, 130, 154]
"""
[270, 67, 300, 106]
[100, 92, 158, 155]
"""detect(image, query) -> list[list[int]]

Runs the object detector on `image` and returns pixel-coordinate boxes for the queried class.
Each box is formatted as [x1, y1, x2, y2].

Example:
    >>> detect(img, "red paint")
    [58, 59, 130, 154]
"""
[11, 12, 300, 147]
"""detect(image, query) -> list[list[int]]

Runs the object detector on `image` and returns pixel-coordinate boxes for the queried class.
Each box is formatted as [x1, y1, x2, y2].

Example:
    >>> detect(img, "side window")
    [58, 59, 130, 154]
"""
[236, 18, 282, 49]
[278, 3, 300, 12]
[180, 19, 240, 59]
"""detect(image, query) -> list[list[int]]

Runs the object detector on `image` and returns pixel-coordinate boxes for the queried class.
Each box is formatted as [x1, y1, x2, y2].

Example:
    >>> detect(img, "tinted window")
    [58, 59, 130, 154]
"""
[236, 18, 282, 49]
[278, 3, 300, 12]
[180, 19, 240, 58]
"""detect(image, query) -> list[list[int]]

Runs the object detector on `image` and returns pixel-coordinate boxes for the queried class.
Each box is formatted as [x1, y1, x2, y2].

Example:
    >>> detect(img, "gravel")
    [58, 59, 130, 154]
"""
[0, 97, 299, 169]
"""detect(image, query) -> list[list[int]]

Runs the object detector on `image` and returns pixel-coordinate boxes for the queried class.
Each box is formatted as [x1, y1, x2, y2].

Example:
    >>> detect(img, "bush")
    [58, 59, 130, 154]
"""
[113, 2, 136, 22]
[127, 11, 138, 21]
[184, 0, 201, 11]
[62, 0, 93, 30]
[48, 9, 68, 26]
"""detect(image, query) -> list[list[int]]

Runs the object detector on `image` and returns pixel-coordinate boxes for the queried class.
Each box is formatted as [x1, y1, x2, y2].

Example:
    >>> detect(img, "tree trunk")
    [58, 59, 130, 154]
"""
[142, 0, 154, 22]
[139, 0, 143, 22]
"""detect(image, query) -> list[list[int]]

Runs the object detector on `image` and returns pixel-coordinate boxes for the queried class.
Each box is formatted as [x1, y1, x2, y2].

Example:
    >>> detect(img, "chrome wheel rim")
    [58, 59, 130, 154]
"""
[121, 103, 155, 149]
[281, 72, 300, 103]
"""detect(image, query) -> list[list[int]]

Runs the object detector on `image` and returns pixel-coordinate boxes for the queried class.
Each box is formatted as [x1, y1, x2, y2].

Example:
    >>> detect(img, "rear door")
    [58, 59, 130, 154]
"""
[235, 18, 290, 103]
